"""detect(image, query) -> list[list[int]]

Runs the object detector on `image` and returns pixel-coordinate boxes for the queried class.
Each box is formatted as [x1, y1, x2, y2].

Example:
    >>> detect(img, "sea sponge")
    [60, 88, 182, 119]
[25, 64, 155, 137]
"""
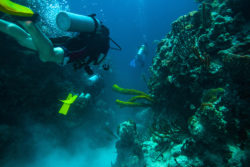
[112, 84, 149, 96]
[115, 100, 151, 108]
[112, 84, 154, 108]
[129, 95, 154, 103]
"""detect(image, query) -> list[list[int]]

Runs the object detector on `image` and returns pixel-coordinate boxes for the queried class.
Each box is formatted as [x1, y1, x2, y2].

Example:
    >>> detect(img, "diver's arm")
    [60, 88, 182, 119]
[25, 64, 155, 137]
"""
[19, 21, 64, 64]
[0, 19, 36, 50]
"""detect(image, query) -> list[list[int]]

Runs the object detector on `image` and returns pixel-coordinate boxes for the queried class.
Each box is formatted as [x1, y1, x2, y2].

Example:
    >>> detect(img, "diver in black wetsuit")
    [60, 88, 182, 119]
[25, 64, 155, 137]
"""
[51, 22, 110, 76]
[0, 10, 116, 76]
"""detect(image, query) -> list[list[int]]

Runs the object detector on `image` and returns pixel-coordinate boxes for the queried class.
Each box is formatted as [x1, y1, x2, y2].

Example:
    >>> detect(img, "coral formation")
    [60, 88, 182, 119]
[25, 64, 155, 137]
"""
[112, 84, 154, 108]
[115, 0, 250, 166]
[112, 121, 145, 167]
[115, 99, 151, 108]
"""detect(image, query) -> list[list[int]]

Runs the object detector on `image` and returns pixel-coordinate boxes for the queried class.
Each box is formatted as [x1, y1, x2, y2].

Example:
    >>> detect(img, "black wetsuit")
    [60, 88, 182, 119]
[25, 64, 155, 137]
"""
[51, 25, 110, 75]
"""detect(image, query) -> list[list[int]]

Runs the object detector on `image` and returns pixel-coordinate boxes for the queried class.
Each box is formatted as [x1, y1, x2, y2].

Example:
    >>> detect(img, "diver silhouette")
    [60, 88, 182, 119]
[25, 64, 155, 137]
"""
[130, 43, 148, 68]
[0, 1, 121, 76]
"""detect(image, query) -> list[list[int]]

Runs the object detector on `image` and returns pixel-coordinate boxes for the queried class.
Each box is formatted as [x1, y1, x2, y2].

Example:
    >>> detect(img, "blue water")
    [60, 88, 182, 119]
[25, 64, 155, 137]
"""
[61, 1, 198, 119]
[53, 1, 198, 166]
[2, 0, 198, 167]
[66, 1, 198, 166]
[30, 0, 198, 91]
[68, 0, 198, 91]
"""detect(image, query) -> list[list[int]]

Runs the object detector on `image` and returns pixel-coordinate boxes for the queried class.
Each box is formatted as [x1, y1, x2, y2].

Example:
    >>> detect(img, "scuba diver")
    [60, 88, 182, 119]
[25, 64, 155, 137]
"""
[0, 0, 121, 76]
[130, 43, 148, 68]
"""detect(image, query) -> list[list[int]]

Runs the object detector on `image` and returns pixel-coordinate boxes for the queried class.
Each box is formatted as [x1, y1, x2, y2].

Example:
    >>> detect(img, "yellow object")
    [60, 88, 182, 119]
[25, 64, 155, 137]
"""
[58, 93, 78, 115]
[0, 0, 34, 17]
[129, 95, 154, 103]
[112, 84, 149, 96]
[112, 84, 154, 108]
[115, 99, 151, 108]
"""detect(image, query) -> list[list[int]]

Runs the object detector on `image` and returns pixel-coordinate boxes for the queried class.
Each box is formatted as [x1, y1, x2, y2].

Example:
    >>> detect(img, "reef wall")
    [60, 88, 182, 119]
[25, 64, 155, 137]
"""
[147, 0, 250, 166]
[114, 0, 250, 166]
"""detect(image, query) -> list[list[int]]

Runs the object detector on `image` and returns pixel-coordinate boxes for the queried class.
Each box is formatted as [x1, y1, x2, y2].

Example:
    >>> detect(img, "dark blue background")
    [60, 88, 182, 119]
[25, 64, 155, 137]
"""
[69, 0, 198, 93]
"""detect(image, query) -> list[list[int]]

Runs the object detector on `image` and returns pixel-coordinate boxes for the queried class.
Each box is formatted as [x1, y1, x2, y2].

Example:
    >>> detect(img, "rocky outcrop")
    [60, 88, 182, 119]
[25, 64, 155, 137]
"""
[143, 0, 250, 166]
[112, 120, 145, 167]
[113, 1, 249, 166]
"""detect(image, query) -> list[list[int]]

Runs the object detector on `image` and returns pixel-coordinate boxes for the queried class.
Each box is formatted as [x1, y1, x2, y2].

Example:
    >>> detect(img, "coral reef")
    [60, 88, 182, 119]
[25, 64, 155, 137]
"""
[115, 0, 250, 166]
[112, 121, 145, 167]
[112, 84, 154, 108]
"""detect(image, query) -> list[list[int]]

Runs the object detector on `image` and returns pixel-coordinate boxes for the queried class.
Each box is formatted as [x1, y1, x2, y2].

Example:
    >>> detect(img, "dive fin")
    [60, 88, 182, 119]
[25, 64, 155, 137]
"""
[58, 103, 71, 115]
[58, 93, 78, 115]
[129, 58, 136, 68]
[0, 0, 34, 17]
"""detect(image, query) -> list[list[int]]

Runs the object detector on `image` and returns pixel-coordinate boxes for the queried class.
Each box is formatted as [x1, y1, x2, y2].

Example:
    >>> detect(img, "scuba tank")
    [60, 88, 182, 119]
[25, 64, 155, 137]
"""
[56, 11, 101, 33]
[137, 44, 145, 56]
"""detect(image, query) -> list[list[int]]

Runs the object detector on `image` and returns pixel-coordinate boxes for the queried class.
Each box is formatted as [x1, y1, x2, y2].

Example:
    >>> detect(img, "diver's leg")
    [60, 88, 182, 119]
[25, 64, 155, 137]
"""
[0, 19, 36, 50]
[18, 21, 64, 64]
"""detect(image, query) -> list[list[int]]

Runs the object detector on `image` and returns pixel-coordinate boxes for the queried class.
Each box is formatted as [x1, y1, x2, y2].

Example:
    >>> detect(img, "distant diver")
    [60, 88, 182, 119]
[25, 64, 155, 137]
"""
[0, 1, 121, 77]
[130, 43, 148, 68]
